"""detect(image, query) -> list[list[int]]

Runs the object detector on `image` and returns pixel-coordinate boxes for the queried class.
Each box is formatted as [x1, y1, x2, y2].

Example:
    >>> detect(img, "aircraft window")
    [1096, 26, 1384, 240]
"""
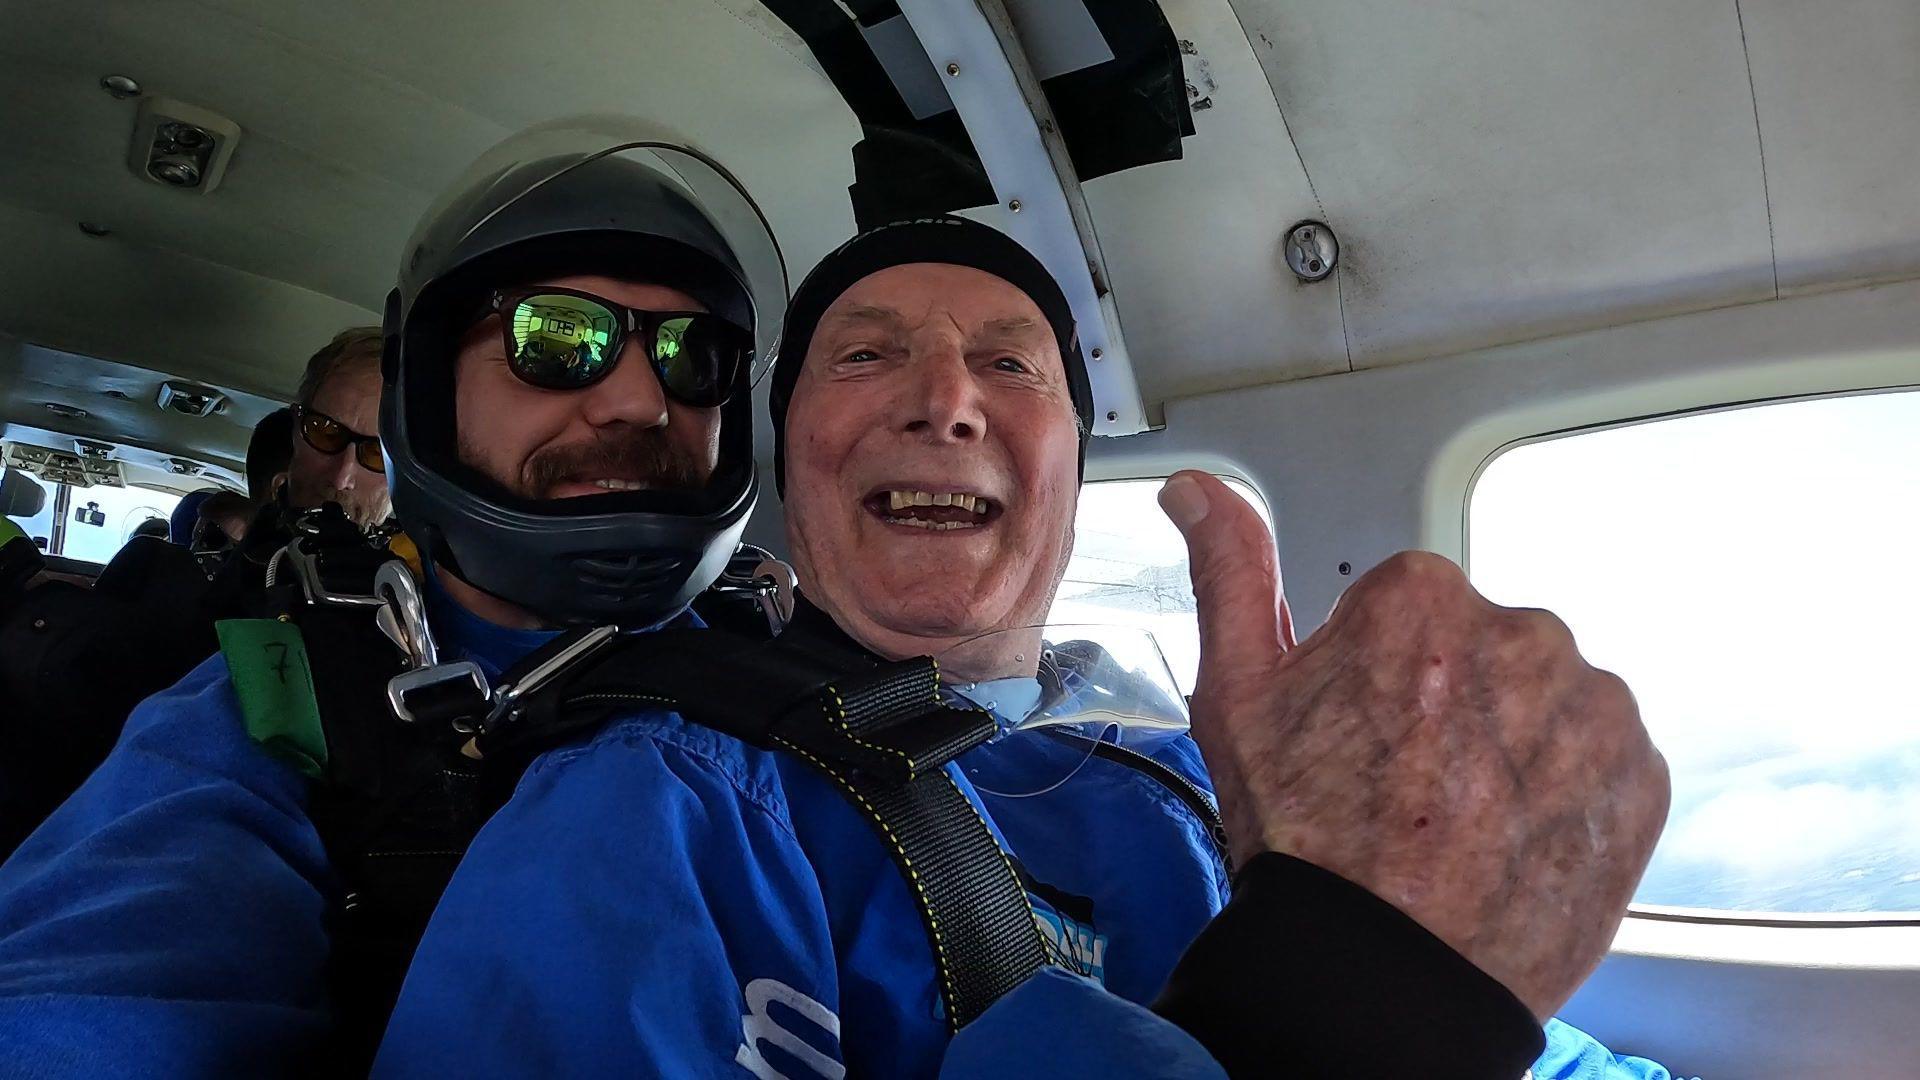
[1470, 390, 1920, 915]
[58, 482, 185, 564]
[4, 471, 56, 548]
[1048, 476, 1271, 696]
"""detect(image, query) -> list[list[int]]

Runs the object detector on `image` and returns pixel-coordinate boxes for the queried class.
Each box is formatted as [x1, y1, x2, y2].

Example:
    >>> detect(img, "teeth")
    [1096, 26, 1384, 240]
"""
[876, 490, 994, 517]
[593, 479, 645, 491]
[880, 490, 992, 514]
[882, 516, 982, 532]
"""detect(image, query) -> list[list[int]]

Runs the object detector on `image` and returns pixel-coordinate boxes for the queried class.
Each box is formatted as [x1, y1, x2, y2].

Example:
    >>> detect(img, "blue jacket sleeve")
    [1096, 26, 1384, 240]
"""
[372, 716, 847, 1078]
[0, 656, 335, 1076]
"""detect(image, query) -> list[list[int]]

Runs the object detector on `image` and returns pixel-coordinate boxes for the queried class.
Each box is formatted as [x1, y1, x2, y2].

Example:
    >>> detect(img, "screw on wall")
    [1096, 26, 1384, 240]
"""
[1284, 221, 1339, 283]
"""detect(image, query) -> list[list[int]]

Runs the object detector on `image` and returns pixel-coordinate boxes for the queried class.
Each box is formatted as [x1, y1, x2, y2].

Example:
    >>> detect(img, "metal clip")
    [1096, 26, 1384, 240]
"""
[466, 624, 621, 735]
[750, 557, 797, 634]
[712, 543, 798, 636]
[388, 661, 491, 726]
[373, 560, 438, 669]
[371, 559, 492, 726]
[284, 540, 384, 608]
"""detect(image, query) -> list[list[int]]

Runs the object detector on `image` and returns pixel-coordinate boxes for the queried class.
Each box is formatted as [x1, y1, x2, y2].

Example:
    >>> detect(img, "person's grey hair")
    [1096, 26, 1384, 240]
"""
[295, 326, 384, 407]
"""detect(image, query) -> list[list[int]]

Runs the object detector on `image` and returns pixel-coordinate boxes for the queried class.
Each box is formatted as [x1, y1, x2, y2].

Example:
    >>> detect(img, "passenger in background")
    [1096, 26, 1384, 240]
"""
[284, 327, 390, 528]
[211, 330, 392, 587]
[192, 491, 253, 551]
[167, 489, 217, 546]
[246, 406, 294, 504]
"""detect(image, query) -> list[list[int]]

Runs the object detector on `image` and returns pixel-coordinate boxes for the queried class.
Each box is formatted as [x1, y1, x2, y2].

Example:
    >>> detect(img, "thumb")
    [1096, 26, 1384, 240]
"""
[1159, 472, 1295, 693]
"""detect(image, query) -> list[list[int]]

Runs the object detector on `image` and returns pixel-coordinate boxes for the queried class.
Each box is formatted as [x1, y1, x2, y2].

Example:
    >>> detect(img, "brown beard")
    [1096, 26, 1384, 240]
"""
[466, 426, 711, 500]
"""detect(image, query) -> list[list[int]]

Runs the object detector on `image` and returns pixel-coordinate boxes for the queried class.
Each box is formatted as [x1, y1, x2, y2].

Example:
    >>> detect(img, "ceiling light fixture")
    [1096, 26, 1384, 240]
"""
[128, 98, 242, 195]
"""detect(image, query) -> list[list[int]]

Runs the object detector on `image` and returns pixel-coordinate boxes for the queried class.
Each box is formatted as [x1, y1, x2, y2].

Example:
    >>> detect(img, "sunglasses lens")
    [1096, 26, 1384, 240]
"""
[356, 439, 386, 472]
[300, 412, 348, 453]
[652, 315, 742, 407]
[508, 294, 620, 388]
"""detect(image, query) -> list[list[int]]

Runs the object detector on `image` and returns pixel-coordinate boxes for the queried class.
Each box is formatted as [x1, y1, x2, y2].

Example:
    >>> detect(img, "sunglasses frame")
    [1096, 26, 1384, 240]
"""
[489, 287, 751, 407]
[294, 404, 385, 472]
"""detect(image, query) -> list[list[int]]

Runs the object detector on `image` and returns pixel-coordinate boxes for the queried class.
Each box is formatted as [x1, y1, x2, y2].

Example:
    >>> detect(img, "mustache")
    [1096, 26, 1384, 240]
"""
[507, 428, 710, 498]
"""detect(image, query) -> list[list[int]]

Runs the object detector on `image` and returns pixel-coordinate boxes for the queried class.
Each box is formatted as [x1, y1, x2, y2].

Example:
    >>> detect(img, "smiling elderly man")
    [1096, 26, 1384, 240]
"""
[767, 217, 1683, 1080]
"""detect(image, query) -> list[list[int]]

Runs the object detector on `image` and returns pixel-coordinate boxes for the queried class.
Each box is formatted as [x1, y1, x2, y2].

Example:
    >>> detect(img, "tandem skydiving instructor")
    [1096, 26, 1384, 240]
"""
[0, 122, 1671, 1080]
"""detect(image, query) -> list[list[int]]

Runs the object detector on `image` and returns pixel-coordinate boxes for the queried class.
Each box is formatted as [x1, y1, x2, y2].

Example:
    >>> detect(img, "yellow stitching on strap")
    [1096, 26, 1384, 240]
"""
[775, 736, 963, 1030]
[933, 766, 1050, 964]
[816, 683, 918, 773]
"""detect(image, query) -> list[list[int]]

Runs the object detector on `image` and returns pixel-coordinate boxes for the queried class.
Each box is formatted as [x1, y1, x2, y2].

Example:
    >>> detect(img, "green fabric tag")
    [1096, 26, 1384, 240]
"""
[217, 619, 328, 779]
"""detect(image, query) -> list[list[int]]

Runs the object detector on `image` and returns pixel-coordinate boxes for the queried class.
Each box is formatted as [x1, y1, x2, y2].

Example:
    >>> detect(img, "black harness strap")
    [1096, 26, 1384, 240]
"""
[294, 602, 480, 1076]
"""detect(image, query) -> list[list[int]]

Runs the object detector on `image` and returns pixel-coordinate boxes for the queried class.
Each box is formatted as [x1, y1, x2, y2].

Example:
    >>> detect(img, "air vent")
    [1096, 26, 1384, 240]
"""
[128, 97, 242, 194]
[156, 380, 228, 417]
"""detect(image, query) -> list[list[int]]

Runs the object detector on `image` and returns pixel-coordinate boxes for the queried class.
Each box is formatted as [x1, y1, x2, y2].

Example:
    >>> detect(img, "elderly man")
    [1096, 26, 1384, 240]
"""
[769, 217, 1681, 1079]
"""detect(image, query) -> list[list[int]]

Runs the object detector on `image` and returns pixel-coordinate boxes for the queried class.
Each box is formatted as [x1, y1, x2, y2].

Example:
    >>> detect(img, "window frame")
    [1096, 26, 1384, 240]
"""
[1050, 470, 1275, 698]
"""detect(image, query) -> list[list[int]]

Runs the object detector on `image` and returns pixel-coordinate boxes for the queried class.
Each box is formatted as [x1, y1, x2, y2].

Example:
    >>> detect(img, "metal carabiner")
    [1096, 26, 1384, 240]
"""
[373, 560, 438, 669]
[372, 559, 492, 727]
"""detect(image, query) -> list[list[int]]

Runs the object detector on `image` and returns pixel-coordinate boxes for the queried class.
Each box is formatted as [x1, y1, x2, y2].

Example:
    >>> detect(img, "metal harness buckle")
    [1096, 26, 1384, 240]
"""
[710, 543, 798, 635]
[370, 561, 492, 726]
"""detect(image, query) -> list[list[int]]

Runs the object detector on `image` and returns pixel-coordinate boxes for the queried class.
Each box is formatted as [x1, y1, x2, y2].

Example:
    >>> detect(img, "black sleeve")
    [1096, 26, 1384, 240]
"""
[1152, 852, 1545, 1079]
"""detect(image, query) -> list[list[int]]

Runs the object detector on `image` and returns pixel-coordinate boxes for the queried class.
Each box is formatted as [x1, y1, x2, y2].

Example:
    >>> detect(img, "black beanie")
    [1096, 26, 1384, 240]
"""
[767, 217, 1094, 496]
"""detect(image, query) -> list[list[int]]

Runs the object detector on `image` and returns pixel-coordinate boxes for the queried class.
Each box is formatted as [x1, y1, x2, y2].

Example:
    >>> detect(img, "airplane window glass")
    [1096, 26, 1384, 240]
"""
[1470, 390, 1920, 915]
[1048, 476, 1271, 696]
[59, 483, 185, 564]
[4, 472, 56, 548]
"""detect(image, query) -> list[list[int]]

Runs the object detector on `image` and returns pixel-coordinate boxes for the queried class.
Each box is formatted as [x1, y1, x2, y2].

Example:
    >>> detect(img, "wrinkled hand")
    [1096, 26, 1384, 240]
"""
[1159, 471, 1669, 1020]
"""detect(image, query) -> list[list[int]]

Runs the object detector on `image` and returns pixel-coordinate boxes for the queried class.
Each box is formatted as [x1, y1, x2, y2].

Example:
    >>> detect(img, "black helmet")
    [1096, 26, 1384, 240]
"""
[382, 119, 787, 627]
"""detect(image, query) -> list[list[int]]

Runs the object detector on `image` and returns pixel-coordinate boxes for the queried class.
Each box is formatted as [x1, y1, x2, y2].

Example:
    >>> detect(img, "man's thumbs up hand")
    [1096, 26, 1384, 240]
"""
[1159, 470, 1670, 1020]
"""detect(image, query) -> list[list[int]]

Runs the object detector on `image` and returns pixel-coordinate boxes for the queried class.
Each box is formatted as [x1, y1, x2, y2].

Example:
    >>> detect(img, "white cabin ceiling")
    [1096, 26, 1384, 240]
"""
[2, 0, 1918, 460]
